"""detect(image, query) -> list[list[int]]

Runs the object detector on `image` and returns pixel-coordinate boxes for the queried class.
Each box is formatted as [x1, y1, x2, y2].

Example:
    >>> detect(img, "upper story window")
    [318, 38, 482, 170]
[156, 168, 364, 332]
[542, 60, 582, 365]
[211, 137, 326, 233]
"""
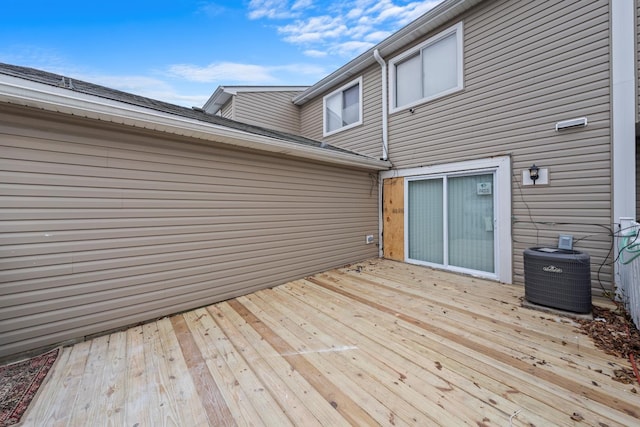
[390, 22, 463, 113]
[323, 77, 363, 136]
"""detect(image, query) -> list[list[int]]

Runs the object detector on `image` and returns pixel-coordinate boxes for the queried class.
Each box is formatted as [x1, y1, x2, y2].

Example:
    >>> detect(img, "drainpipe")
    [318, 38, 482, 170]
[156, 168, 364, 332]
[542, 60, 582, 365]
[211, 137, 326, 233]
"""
[373, 49, 389, 161]
[374, 49, 389, 258]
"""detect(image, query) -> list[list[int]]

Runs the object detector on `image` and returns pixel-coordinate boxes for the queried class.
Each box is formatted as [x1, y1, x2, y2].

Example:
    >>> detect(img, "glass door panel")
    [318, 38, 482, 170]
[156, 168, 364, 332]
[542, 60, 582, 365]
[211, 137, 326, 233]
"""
[408, 179, 443, 264]
[447, 174, 495, 273]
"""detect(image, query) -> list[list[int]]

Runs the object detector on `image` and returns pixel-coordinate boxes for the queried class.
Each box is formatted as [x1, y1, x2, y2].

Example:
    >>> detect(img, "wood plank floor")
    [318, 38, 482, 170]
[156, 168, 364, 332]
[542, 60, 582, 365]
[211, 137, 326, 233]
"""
[24, 259, 640, 426]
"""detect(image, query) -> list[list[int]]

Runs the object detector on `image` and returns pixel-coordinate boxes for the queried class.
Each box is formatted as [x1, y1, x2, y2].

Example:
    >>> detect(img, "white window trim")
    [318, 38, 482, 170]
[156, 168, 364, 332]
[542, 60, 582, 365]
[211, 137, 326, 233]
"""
[322, 76, 363, 137]
[389, 22, 464, 114]
[379, 156, 512, 283]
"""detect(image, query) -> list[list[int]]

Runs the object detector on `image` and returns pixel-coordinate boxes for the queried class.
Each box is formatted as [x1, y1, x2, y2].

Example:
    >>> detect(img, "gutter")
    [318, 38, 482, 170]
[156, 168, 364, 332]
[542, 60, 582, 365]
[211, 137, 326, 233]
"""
[0, 75, 391, 171]
[373, 49, 389, 161]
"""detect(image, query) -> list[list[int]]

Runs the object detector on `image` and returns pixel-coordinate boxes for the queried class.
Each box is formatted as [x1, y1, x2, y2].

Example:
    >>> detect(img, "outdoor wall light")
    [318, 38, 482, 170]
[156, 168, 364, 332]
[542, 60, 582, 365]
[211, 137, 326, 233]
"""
[529, 164, 540, 185]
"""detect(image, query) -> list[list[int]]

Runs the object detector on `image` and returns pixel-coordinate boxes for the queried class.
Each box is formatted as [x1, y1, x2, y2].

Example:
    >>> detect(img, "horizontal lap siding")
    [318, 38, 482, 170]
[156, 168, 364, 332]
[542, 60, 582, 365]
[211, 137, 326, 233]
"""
[0, 107, 379, 358]
[300, 67, 383, 158]
[387, 0, 612, 289]
[220, 100, 233, 119]
[299, 95, 323, 140]
[234, 91, 302, 134]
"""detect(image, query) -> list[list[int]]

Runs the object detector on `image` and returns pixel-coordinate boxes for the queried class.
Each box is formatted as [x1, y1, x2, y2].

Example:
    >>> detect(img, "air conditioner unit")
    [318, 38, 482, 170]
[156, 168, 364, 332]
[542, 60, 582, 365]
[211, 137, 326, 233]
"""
[523, 247, 591, 314]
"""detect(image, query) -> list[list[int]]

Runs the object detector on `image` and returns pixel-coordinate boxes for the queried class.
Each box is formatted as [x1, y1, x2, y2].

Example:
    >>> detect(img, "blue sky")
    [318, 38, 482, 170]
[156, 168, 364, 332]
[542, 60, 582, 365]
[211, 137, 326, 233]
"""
[0, 0, 442, 107]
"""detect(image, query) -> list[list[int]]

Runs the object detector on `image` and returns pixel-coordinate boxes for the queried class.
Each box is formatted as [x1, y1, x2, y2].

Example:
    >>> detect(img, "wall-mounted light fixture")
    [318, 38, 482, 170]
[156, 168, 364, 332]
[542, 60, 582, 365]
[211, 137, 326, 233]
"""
[555, 117, 587, 131]
[529, 164, 539, 185]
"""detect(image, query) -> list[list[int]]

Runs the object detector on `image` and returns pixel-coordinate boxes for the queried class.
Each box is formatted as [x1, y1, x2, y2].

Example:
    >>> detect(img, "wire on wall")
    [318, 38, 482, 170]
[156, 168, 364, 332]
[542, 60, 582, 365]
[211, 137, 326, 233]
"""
[509, 169, 634, 294]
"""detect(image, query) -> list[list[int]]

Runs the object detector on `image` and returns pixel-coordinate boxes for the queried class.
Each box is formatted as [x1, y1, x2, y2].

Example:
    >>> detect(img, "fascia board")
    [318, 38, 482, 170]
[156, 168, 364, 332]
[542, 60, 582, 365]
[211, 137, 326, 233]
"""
[0, 75, 390, 171]
[202, 86, 230, 113]
[227, 86, 310, 93]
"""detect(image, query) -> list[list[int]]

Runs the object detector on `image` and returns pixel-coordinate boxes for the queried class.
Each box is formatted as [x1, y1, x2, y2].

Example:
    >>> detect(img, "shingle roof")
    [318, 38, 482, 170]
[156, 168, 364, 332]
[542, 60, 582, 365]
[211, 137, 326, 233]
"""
[0, 62, 349, 155]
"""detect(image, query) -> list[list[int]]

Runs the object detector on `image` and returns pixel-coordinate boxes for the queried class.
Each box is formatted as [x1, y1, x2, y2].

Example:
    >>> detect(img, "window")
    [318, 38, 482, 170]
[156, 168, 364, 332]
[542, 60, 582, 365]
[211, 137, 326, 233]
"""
[390, 23, 463, 112]
[323, 77, 363, 136]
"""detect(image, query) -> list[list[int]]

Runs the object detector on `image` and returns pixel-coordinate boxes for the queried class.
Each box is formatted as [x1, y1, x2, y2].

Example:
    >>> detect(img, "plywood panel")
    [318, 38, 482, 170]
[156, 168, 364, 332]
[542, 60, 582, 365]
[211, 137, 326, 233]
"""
[382, 177, 404, 261]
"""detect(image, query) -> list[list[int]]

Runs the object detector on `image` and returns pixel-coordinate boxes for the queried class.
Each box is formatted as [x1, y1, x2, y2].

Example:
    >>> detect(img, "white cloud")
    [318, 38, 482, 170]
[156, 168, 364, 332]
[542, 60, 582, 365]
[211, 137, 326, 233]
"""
[278, 15, 347, 43]
[0, 45, 69, 72]
[141, 91, 210, 108]
[303, 49, 328, 58]
[291, 0, 314, 10]
[346, 7, 364, 19]
[87, 75, 170, 91]
[68, 73, 208, 107]
[373, 1, 442, 25]
[248, 0, 299, 19]
[273, 63, 326, 75]
[254, 0, 443, 58]
[29, 68, 208, 107]
[168, 61, 326, 85]
[333, 40, 374, 57]
[168, 62, 277, 83]
[364, 30, 392, 43]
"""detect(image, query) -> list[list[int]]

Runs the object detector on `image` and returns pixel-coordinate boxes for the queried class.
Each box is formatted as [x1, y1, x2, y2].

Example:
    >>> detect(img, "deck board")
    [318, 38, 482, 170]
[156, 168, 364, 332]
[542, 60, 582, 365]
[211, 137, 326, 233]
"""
[23, 259, 640, 426]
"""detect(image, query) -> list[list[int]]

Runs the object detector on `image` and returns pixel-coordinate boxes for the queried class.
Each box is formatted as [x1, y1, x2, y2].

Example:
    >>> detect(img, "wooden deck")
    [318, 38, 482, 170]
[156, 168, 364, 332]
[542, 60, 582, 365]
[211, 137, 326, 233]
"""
[24, 259, 639, 426]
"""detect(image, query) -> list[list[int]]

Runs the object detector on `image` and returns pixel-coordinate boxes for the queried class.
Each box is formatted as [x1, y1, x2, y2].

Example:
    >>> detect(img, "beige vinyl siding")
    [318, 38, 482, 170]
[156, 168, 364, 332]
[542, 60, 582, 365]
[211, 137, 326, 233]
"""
[219, 98, 233, 118]
[384, 0, 612, 289]
[300, 96, 323, 139]
[233, 91, 302, 134]
[0, 105, 379, 359]
[300, 67, 384, 159]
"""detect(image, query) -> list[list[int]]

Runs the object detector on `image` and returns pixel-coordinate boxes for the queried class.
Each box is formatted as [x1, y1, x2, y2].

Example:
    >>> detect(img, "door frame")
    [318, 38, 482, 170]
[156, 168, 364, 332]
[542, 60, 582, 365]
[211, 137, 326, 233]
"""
[405, 169, 497, 278]
[379, 156, 512, 283]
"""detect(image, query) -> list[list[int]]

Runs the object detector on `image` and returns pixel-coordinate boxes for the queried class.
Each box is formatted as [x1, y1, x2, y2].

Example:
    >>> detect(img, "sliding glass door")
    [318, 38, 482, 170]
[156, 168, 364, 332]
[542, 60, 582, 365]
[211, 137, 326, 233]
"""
[407, 172, 496, 275]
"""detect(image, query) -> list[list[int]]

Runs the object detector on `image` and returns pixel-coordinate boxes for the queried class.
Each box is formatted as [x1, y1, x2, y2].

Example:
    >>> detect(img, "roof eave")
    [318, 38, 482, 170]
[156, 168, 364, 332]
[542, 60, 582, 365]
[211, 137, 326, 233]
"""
[204, 85, 311, 114]
[0, 75, 390, 171]
[202, 86, 232, 114]
[292, 0, 484, 105]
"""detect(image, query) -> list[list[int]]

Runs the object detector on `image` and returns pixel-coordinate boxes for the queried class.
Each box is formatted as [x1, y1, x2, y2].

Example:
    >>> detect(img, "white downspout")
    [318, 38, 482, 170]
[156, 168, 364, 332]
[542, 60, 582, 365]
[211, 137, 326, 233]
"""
[374, 49, 389, 258]
[373, 49, 389, 161]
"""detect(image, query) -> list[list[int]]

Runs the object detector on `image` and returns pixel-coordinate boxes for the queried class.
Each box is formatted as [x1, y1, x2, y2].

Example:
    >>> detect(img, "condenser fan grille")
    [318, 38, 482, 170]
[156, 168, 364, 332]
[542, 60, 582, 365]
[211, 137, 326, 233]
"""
[523, 247, 591, 314]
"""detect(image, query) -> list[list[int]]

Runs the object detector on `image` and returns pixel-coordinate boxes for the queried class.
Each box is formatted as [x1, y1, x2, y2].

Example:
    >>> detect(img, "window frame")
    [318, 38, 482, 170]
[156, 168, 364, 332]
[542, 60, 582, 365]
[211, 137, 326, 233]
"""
[322, 76, 364, 137]
[389, 22, 464, 113]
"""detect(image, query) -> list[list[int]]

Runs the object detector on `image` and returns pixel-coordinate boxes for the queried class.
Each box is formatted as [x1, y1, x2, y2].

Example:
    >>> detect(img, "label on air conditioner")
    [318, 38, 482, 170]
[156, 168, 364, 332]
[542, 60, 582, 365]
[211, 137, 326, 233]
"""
[543, 265, 563, 273]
